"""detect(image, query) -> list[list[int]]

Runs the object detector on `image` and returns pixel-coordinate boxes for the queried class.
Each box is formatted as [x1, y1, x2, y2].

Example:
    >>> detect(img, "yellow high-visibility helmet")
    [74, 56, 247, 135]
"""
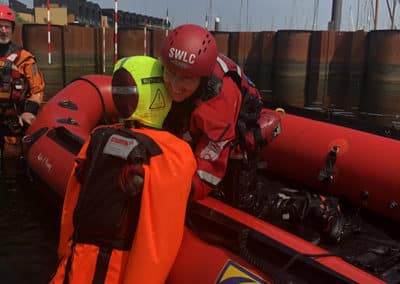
[112, 56, 171, 129]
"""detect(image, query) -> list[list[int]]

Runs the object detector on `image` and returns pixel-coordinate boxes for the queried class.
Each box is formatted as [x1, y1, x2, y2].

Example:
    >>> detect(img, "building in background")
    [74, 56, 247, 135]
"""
[9, 0, 34, 23]
[34, 4, 68, 25]
[9, 0, 32, 14]
[9, 0, 169, 29]
[101, 9, 167, 29]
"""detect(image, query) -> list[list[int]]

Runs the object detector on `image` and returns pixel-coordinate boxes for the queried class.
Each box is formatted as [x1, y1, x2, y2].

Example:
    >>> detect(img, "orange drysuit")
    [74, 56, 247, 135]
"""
[15, 48, 45, 107]
[0, 44, 44, 112]
[0, 44, 44, 144]
[50, 124, 196, 284]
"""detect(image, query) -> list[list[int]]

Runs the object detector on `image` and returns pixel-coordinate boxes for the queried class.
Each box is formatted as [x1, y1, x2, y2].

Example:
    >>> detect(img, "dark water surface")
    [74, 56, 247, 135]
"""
[0, 160, 59, 284]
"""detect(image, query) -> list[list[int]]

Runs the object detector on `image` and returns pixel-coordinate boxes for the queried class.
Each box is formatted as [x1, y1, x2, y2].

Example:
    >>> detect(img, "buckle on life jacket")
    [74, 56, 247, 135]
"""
[0, 91, 9, 100]
[203, 75, 222, 101]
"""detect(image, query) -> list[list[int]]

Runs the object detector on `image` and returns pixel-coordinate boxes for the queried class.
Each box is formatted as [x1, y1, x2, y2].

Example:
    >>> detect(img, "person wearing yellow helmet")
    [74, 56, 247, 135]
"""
[50, 56, 196, 284]
[112, 55, 171, 129]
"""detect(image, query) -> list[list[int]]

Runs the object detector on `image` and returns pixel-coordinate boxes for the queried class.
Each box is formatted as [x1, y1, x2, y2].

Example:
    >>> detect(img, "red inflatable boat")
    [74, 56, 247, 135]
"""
[25, 75, 118, 196]
[263, 113, 400, 224]
[24, 75, 400, 283]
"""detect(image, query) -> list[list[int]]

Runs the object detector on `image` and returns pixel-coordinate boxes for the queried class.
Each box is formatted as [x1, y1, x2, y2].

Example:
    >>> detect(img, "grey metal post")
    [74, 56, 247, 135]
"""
[328, 0, 343, 30]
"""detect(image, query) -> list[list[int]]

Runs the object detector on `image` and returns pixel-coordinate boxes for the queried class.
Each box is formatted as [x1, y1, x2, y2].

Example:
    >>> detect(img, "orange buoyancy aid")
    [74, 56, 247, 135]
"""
[50, 124, 196, 284]
[0, 47, 24, 103]
[16, 49, 45, 107]
[0, 45, 44, 111]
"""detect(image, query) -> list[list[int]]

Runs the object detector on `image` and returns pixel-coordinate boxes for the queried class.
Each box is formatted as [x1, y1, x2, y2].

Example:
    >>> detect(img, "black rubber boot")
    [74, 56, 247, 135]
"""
[306, 194, 345, 243]
[265, 188, 346, 243]
[265, 188, 310, 222]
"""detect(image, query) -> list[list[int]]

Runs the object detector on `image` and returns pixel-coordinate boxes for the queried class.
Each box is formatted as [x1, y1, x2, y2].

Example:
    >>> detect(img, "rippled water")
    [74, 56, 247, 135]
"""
[0, 159, 59, 284]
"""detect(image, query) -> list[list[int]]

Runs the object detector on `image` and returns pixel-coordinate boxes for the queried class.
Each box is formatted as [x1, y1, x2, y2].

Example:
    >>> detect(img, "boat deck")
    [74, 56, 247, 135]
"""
[1, 152, 400, 283]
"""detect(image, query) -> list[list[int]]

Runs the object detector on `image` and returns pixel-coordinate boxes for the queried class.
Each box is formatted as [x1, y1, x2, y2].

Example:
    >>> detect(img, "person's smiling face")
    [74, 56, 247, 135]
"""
[0, 20, 13, 44]
[163, 67, 201, 102]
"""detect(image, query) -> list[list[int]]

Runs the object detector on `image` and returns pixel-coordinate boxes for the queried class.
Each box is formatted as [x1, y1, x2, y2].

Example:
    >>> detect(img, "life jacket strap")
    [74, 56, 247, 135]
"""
[92, 247, 112, 284]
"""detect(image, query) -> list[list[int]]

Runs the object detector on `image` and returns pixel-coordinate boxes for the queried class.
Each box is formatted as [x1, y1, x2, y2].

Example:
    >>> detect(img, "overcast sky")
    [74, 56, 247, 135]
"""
[12, 0, 400, 31]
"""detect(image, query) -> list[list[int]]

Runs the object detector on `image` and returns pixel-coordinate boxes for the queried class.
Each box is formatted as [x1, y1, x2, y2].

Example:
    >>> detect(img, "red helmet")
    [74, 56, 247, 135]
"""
[0, 5, 15, 24]
[161, 24, 218, 77]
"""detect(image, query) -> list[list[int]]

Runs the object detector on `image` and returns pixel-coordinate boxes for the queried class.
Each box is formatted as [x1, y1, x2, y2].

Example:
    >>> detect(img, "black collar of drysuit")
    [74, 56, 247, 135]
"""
[0, 42, 12, 58]
[0, 42, 20, 58]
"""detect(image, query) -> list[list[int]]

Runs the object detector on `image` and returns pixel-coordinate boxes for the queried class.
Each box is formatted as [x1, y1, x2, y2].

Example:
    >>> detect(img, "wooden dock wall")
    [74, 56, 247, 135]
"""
[15, 24, 400, 128]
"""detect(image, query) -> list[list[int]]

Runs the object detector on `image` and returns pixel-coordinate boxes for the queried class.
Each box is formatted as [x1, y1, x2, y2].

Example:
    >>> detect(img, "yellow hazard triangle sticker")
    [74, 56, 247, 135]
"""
[215, 259, 268, 284]
[150, 88, 166, 109]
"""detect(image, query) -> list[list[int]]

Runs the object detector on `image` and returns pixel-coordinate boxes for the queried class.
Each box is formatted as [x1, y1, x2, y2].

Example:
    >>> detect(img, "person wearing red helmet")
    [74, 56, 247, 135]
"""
[0, 5, 45, 173]
[161, 24, 264, 199]
[160, 24, 349, 244]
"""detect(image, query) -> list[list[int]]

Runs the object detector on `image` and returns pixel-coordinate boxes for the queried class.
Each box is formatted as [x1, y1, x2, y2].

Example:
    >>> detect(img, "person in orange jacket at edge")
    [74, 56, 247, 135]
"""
[49, 56, 196, 284]
[0, 5, 44, 171]
[160, 24, 348, 244]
